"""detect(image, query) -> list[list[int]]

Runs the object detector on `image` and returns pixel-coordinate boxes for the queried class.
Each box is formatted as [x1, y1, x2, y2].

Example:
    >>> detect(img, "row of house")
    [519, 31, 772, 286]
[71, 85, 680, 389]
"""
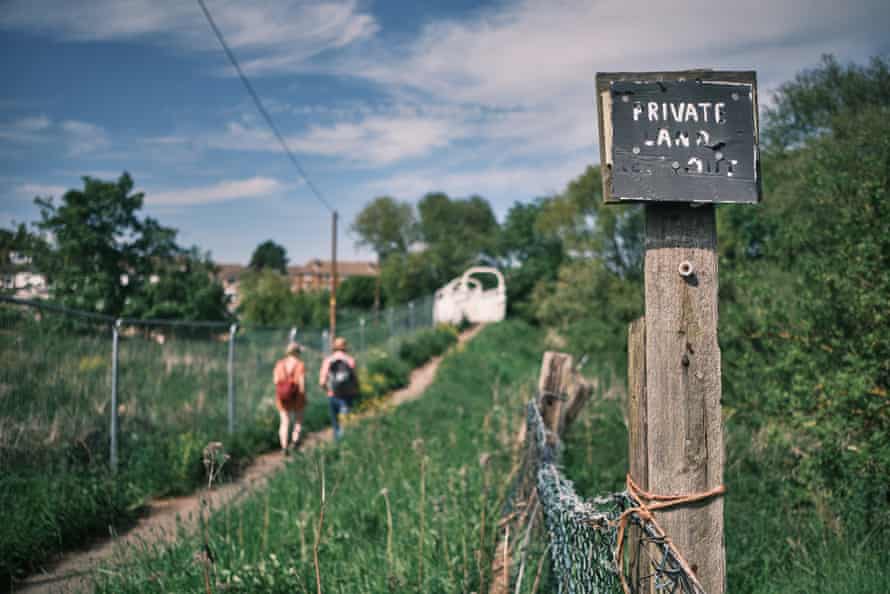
[217, 259, 378, 310]
[2, 252, 377, 306]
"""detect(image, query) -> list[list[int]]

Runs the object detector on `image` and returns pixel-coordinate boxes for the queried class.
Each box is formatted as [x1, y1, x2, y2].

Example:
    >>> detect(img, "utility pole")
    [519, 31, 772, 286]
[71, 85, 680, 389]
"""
[330, 210, 338, 347]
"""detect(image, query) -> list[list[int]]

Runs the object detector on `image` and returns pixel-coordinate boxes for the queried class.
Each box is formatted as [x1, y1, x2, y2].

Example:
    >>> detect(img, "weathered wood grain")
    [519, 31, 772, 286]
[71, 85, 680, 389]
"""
[627, 316, 652, 592]
[644, 204, 725, 593]
[537, 351, 573, 442]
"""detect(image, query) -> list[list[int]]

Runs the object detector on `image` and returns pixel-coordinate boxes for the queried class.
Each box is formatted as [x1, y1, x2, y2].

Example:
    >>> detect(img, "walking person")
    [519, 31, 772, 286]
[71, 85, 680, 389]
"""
[319, 337, 358, 440]
[274, 342, 306, 455]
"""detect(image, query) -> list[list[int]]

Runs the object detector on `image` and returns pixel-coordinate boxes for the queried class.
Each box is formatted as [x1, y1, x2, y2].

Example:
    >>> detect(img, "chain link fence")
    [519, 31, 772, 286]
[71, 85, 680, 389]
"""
[0, 294, 435, 474]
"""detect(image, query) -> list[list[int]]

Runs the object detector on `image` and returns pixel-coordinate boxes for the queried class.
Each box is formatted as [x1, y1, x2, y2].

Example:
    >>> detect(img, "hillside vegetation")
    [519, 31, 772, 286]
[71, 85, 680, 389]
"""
[555, 55, 890, 593]
[92, 321, 542, 593]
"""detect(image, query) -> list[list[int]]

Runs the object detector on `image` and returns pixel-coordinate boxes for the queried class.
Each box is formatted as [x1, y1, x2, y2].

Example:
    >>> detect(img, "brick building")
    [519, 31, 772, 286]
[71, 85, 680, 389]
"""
[215, 259, 378, 310]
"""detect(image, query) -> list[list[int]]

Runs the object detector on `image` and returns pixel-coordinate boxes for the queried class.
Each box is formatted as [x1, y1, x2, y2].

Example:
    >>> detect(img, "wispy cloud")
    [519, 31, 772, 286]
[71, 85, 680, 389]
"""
[0, 0, 378, 74]
[367, 155, 594, 209]
[146, 176, 283, 206]
[0, 115, 111, 156]
[61, 120, 110, 156]
[207, 109, 462, 165]
[15, 183, 68, 199]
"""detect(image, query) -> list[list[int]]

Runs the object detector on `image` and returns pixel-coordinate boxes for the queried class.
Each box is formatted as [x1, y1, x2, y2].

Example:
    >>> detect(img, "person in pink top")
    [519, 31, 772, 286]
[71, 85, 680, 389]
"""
[318, 337, 358, 440]
[273, 342, 306, 454]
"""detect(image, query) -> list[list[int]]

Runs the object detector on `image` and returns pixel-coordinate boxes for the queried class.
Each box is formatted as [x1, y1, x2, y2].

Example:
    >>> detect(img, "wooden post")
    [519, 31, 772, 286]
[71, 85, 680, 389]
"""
[537, 352, 573, 444]
[627, 317, 650, 591]
[644, 204, 724, 593]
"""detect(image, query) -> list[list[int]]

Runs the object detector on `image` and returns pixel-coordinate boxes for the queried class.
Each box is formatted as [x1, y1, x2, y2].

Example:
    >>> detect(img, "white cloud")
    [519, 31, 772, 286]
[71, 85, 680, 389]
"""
[147, 176, 283, 206]
[336, 0, 888, 165]
[16, 115, 51, 131]
[0, 0, 378, 73]
[367, 155, 594, 213]
[16, 183, 68, 199]
[61, 120, 111, 156]
[0, 116, 111, 156]
[207, 110, 462, 165]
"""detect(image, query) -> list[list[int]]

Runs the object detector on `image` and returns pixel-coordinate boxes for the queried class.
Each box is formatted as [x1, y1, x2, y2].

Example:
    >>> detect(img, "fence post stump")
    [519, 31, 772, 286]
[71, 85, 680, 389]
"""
[109, 319, 122, 473]
[227, 323, 237, 435]
[644, 204, 725, 593]
[537, 352, 573, 443]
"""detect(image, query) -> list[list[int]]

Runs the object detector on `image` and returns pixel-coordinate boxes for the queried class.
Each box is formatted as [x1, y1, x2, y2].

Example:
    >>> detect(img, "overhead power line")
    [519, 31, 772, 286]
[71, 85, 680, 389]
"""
[196, 0, 335, 213]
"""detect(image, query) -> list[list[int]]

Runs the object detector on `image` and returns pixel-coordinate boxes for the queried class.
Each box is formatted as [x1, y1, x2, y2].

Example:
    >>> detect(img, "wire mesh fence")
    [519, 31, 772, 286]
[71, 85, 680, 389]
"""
[0, 294, 436, 474]
[518, 399, 708, 594]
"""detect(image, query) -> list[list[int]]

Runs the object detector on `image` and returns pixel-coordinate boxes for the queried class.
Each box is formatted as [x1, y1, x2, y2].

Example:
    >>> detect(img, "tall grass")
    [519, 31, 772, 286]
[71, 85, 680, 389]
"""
[561, 393, 890, 594]
[90, 320, 543, 593]
[0, 301, 442, 586]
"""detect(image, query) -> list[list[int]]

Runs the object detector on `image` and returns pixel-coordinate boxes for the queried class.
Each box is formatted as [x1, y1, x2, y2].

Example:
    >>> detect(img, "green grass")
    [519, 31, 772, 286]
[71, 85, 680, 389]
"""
[0, 303, 448, 586]
[89, 320, 543, 593]
[561, 393, 890, 594]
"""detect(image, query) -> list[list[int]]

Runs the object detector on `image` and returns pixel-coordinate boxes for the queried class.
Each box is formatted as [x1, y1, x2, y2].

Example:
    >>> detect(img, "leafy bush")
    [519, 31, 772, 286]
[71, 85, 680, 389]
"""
[359, 349, 411, 398]
[397, 325, 458, 368]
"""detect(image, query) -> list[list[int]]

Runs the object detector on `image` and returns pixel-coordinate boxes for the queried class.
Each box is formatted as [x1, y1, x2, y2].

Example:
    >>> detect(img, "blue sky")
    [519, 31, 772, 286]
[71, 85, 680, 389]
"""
[1, 0, 887, 264]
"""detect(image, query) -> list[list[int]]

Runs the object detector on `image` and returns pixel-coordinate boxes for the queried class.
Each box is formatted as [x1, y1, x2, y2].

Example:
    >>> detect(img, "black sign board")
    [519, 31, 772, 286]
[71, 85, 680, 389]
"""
[596, 70, 761, 204]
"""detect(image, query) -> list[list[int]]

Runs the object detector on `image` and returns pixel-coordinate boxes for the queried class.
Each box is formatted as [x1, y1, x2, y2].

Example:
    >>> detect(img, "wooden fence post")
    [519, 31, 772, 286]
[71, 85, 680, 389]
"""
[644, 204, 725, 593]
[627, 316, 651, 590]
[537, 351, 573, 441]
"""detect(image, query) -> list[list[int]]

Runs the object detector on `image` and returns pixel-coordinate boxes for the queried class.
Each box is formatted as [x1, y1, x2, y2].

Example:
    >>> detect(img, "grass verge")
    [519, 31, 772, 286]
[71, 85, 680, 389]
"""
[90, 320, 543, 593]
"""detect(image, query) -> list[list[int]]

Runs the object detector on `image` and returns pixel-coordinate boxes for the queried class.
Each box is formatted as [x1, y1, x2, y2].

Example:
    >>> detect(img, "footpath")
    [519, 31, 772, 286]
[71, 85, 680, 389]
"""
[17, 324, 485, 594]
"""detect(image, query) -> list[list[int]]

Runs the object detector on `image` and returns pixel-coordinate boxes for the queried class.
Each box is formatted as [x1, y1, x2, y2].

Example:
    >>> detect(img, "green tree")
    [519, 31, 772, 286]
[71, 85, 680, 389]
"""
[34, 173, 176, 315]
[351, 196, 416, 310]
[32, 173, 228, 319]
[351, 196, 416, 260]
[237, 269, 295, 326]
[497, 199, 564, 319]
[531, 166, 643, 365]
[765, 54, 890, 152]
[248, 240, 288, 274]
[0, 223, 47, 279]
[336, 275, 378, 310]
[717, 56, 890, 541]
[122, 247, 229, 322]
[380, 251, 440, 305]
[415, 193, 499, 291]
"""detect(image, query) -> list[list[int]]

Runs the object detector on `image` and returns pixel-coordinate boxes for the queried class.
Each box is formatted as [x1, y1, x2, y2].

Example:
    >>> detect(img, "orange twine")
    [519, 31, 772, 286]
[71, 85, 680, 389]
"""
[611, 474, 726, 594]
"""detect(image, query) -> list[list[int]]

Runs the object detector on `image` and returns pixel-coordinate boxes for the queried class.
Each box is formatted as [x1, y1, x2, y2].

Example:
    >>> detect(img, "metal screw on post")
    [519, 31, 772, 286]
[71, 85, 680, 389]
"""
[360, 317, 366, 352]
[227, 323, 237, 435]
[110, 319, 122, 473]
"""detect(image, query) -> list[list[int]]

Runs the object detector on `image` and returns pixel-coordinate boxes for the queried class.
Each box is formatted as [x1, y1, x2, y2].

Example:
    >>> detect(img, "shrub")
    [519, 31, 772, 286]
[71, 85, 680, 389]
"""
[360, 349, 411, 398]
[397, 325, 458, 368]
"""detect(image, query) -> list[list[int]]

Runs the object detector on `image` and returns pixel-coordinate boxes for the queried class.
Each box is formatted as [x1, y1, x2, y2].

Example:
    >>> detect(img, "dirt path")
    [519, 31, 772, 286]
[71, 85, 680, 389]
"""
[17, 325, 485, 594]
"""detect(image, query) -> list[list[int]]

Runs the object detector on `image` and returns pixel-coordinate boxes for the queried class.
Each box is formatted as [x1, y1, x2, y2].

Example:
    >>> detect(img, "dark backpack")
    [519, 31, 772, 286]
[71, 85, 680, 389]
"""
[328, 358, 358, 397]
